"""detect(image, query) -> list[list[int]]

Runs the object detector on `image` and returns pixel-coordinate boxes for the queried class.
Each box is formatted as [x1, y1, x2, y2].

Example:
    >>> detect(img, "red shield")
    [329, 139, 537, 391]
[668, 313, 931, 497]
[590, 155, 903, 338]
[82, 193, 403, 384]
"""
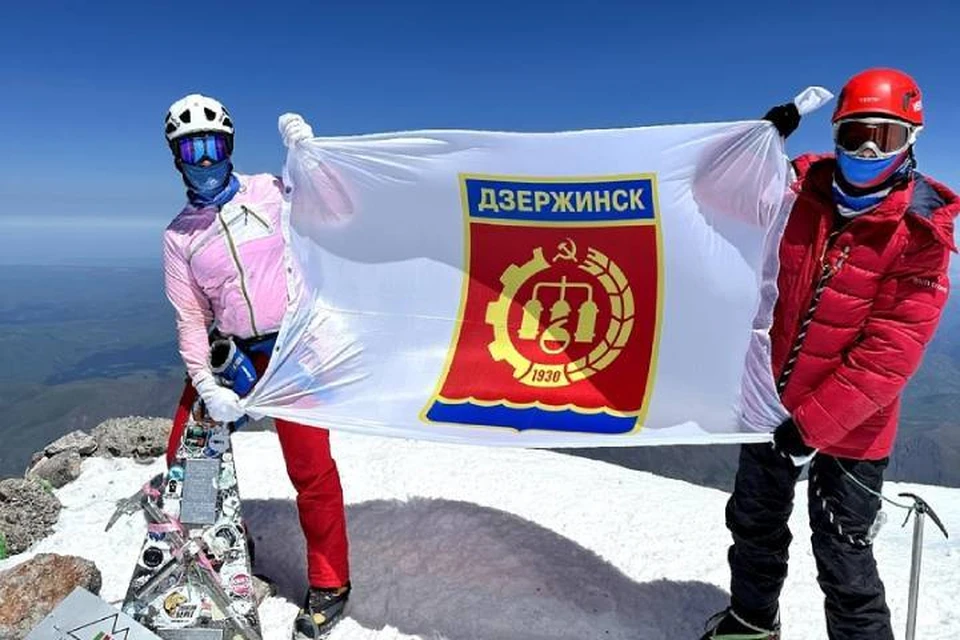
[424, 176, 662, 434]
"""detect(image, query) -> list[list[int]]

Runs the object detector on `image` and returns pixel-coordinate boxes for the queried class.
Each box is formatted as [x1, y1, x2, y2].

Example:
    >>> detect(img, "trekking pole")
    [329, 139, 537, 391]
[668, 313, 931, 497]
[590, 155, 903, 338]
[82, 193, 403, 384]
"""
[899, 493, 949, 640]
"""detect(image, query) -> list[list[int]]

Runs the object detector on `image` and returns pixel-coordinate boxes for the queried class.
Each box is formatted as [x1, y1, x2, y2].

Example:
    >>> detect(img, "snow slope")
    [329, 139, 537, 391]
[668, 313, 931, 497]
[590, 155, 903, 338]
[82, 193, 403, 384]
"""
[2, 430, 957, 639]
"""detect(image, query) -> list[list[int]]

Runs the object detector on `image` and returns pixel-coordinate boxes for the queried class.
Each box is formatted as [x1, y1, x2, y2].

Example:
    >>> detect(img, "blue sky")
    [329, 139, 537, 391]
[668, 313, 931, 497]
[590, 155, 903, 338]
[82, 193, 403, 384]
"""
[1, 0, 958, 265]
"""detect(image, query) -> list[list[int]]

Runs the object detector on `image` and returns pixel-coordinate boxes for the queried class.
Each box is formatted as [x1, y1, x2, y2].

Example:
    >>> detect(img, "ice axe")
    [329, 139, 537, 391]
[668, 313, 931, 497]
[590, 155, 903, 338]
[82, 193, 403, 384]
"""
[899, 492, 949, 640]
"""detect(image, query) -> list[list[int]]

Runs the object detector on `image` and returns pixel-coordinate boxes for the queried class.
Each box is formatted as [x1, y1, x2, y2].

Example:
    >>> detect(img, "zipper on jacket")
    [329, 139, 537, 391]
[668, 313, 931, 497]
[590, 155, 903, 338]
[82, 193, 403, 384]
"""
[218, 211, 260, 337]
[777, 229, 851, 395]
[241, 205, 270, 231]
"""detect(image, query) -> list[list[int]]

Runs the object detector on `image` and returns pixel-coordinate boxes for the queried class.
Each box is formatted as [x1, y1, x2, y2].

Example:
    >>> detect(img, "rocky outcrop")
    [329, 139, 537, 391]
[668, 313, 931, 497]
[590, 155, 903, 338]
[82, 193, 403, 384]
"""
[0, 479, 61, 557]
[92, 416, 172, 459]
[25, 451, 83, 489]
[0, 554, 101, 640]
[25, 429, 99, 489]
[45, 430, 99, 457]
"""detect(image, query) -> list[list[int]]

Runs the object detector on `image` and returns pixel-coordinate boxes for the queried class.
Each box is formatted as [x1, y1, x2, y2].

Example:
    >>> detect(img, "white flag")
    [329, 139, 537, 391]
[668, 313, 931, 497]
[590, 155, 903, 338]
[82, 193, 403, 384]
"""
[242, 88, 833, 448]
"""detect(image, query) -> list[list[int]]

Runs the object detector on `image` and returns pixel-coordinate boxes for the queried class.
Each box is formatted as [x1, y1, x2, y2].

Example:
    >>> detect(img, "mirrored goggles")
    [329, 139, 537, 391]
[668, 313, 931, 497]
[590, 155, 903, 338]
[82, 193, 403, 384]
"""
[833, 118, 917, 156]
[174, 132, 232, 165]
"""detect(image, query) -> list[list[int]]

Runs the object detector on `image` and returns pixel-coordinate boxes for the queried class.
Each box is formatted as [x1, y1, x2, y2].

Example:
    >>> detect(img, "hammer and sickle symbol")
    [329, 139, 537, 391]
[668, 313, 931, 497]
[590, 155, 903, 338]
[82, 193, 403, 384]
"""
[554, 238, 578, 263]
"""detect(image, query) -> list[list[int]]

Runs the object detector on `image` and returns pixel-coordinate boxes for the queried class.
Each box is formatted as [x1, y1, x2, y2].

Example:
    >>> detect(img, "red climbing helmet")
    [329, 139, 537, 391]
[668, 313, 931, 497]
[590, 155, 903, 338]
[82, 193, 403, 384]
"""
[832, 68, 923, 126]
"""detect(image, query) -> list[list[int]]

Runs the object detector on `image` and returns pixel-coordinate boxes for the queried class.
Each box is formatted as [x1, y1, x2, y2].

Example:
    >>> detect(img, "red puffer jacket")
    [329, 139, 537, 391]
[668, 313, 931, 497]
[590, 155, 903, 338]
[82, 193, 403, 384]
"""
[774, 153, 960, 460]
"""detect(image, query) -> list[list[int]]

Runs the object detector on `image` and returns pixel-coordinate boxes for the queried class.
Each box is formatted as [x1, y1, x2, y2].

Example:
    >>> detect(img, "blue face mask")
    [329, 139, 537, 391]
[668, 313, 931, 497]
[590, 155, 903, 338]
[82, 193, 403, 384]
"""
[835, 148, 908, 189]
[182, 158, 232, 197]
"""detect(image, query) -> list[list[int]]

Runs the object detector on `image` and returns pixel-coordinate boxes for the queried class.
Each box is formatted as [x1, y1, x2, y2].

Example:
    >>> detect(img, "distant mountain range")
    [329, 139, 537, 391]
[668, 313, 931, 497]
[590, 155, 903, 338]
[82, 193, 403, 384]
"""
[1, 264, 958, 489]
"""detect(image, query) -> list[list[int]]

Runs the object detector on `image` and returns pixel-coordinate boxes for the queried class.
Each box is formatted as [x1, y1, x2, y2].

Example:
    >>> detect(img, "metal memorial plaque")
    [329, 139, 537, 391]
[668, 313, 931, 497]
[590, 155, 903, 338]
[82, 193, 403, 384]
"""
[26, 587, 162, 640]
[179, 458, 220, 525]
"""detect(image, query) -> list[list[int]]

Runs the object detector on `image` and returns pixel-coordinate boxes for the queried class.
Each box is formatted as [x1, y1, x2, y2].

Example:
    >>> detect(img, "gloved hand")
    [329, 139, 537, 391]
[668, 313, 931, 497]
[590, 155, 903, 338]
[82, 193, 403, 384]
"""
[762, 102, 801, 139]
[773, 417, 815, 460]
[279, 113, 314, 148]
[195, 375, 246, 424]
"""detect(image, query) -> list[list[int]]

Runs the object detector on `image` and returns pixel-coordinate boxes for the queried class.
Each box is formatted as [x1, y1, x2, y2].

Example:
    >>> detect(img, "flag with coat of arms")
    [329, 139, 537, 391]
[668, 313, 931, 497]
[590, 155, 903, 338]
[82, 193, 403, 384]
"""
[241, 87, 835, 449]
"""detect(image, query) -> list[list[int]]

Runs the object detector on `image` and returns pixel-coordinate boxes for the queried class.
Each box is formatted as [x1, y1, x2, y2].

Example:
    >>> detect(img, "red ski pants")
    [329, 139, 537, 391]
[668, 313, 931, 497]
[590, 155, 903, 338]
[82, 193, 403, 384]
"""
[166, 377, 350, 589]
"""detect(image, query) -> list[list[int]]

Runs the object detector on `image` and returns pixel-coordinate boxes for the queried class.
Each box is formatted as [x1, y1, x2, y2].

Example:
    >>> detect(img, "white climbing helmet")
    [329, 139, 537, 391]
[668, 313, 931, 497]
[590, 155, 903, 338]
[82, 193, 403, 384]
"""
[164, 93, 235, 142]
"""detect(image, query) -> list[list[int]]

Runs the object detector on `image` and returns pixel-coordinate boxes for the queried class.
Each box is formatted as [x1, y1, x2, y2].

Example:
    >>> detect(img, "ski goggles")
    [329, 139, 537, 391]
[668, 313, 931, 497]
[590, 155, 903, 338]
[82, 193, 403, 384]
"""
[833, 118, 917, 157]
[173, 132, 232, 165]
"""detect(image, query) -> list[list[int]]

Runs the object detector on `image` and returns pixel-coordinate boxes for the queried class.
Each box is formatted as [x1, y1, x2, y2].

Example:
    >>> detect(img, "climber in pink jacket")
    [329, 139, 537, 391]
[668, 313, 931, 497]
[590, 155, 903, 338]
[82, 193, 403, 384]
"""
[161, 93, 351, 639]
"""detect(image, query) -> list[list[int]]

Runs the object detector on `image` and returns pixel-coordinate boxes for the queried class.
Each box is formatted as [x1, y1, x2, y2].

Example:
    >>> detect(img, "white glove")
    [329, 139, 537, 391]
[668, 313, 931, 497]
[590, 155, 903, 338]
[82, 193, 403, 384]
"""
[279, 113, 314, 148]
[195, 375, 245, 423]
[793, 86, 834, 116]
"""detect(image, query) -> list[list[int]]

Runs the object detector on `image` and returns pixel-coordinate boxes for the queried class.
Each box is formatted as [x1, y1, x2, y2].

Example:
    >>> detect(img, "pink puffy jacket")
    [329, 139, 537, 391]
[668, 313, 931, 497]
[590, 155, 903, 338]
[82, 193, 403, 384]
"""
[162, 173, 299, 387]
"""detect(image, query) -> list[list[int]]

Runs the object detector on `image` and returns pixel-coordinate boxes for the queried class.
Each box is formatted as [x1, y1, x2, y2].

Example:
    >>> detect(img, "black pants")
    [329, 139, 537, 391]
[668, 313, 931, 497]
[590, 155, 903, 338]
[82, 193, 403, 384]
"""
[726, 442, 893, 640]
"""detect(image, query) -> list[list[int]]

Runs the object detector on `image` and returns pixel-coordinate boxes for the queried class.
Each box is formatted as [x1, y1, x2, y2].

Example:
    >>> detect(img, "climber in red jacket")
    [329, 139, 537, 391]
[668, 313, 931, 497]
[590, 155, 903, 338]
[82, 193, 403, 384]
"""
[700, 68, 960, 640]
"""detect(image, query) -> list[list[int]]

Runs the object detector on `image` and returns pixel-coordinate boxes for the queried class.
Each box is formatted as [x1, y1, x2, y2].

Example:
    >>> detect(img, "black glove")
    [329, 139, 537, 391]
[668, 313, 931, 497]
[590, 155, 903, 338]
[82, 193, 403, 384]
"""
[773, 418, 815, 459]
[762, 102, 801, 139]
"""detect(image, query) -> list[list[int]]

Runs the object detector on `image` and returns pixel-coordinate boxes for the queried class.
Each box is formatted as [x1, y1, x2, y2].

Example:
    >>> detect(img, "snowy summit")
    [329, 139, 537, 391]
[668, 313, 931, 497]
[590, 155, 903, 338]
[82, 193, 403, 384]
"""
[2, 429, 957, 640]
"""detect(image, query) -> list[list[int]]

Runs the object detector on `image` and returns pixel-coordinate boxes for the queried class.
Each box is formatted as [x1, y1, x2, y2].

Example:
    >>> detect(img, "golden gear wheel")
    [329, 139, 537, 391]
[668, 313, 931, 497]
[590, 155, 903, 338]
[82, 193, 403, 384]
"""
[485, 246, 634, 388]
